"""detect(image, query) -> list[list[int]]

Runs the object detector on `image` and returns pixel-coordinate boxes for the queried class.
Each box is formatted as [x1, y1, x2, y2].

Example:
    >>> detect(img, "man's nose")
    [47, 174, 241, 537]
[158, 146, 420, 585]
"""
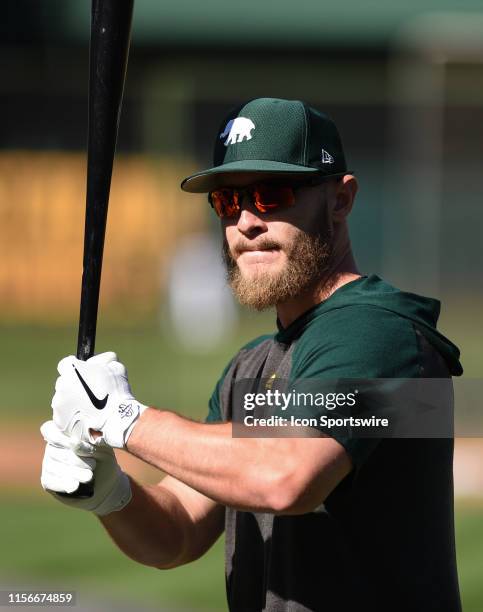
[236, 197, 267, 236]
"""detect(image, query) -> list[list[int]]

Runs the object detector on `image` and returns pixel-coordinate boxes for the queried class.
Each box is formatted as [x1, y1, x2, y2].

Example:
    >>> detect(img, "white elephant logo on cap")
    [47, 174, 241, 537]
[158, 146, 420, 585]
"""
[220, 117, 255, 146]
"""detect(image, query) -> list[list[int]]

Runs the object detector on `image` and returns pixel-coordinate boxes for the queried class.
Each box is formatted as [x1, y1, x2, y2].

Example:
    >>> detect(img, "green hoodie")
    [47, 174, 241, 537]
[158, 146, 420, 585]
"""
[207, 274, 463, 612]
[278, 274, 462, 377]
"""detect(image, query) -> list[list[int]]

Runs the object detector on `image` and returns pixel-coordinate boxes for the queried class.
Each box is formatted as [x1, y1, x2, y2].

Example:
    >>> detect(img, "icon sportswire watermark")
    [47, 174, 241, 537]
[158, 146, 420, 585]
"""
[228, 377, 471, 438]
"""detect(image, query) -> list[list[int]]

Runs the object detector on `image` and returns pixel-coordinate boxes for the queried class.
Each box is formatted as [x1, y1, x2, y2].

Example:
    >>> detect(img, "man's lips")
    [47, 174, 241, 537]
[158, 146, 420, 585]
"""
[239, 247, 278, 253]
[235, 242, 281, 254]
[237, 248, 281, 264]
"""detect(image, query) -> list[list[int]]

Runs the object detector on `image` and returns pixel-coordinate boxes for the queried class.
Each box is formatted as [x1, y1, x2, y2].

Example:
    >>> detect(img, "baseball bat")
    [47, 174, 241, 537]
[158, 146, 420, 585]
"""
[64, 0, 134, 499]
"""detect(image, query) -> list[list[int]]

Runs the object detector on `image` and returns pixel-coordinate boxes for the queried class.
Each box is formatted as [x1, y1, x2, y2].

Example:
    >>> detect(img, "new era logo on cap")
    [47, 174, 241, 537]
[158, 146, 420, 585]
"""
[321, 149, 334, 164]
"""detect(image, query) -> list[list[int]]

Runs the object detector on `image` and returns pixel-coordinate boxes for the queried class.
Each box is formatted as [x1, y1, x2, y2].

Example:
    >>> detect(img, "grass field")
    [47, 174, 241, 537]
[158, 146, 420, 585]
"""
[0, 493, 226, 611]
[1, 321, 482, 610]
[0, 494, 482, 611]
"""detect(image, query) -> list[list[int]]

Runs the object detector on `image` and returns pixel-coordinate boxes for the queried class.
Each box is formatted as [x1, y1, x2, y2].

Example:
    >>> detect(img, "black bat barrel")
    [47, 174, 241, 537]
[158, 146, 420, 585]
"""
[77, 0, 134, 362]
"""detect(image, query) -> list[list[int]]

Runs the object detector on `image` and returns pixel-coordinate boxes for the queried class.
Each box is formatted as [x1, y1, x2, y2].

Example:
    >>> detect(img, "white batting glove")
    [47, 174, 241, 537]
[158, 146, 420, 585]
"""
[40, 420, 132, 516]
[51, 352, 147, 449]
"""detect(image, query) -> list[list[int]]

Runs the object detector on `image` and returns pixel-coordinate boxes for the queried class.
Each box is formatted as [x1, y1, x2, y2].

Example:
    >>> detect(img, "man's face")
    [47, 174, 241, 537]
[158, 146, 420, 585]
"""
[221, 182, 334, 310]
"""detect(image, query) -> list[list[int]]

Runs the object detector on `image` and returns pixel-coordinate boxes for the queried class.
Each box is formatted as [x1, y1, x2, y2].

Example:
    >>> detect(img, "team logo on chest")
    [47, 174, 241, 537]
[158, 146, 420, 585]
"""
[265, 373, 278, 390]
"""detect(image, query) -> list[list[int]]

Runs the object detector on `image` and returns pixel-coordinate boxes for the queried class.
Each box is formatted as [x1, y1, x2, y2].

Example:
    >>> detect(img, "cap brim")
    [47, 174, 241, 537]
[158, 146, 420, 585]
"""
[181, 160, 326, 193]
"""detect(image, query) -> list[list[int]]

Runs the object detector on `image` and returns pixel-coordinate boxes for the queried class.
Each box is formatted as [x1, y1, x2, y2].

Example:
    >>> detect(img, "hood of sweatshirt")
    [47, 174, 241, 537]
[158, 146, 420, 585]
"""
[276, 274, 463, 376]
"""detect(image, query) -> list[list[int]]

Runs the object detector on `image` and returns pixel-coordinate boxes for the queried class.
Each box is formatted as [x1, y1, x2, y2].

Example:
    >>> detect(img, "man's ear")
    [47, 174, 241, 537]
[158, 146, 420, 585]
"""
[331, 175, 358, 222]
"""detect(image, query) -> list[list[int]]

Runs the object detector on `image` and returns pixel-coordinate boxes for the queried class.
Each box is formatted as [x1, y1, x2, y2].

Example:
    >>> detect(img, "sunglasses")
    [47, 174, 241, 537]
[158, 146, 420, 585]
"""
[207, 175, 343, 219]
[208, 183, 301, 219]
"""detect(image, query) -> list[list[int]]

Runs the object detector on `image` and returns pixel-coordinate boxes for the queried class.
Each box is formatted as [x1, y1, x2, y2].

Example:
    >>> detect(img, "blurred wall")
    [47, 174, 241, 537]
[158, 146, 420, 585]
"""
[0, 152, 204, 321]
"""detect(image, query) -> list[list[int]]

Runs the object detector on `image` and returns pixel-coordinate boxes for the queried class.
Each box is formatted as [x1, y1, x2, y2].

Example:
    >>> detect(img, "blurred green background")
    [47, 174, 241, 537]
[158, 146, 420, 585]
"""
[1, 1, 483, 610]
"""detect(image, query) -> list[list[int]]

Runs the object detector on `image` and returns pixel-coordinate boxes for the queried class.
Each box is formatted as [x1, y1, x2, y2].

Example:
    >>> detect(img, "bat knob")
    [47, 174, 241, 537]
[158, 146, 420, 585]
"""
[57, 481, 95, 499]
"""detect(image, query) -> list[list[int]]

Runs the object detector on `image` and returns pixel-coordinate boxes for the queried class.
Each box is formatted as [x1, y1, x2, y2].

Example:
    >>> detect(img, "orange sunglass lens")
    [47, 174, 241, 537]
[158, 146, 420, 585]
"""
[210, 190, 240, 218]
[253, 185, 295, 212]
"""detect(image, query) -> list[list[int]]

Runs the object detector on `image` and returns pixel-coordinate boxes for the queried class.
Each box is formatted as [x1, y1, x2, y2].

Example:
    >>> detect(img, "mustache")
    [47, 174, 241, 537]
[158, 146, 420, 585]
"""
[229, 238, 282, 258]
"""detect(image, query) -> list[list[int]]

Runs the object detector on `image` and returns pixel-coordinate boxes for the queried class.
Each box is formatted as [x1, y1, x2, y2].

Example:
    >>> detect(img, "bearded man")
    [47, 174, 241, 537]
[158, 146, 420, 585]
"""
[40, 98, 463, 612]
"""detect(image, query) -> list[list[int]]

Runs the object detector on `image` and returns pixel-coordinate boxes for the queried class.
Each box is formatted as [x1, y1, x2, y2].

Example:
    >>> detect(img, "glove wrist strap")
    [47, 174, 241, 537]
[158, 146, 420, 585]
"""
[94, 471, 132, 516]
[123, 403, 148, 446]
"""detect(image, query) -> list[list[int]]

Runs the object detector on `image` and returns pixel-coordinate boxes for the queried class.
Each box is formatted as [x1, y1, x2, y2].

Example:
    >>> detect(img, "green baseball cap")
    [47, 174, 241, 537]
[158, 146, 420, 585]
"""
[181, 97, 349, 193]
